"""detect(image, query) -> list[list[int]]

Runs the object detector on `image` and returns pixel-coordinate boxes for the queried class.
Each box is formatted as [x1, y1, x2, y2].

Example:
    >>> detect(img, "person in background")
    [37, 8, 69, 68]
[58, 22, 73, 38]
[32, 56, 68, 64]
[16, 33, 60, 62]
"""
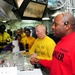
[48, 33, 60, 43]
[21, 29, 35, 51]
[30, 12, 75, 75]
[0, 24, 12, 53]
[46, 24, 60, 43]
[29, 24, 56, 75]
[7, 29, 12, 37]
[14, 29, 21, 36]
[20, 27, 26, 38]
[3, 34, 24, 52]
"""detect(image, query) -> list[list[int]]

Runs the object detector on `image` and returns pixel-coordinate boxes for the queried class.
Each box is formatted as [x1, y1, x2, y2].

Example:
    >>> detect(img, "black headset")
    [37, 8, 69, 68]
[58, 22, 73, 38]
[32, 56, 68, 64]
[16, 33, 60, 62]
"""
[64, 21, 69, 25]
[62, 13, 69, 25]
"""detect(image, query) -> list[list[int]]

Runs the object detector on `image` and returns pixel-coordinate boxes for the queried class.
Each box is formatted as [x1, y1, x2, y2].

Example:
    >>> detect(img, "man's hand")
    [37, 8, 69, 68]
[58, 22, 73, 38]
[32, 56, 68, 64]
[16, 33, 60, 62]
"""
[11, 45, 15, 49]
[30, 53, 37, 58]
[0, 60, 5, 64]
[30, 53, 40, 65]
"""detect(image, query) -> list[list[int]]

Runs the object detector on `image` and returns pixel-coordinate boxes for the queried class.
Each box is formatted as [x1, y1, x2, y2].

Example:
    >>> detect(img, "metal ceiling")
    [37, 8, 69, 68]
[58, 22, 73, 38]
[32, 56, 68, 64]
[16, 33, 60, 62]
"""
[0, 0, 17, 22]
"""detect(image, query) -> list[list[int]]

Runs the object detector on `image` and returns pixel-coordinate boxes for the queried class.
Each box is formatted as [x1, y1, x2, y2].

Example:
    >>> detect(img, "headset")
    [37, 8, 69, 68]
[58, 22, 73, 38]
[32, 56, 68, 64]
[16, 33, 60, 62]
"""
[62, 13, 69, 25]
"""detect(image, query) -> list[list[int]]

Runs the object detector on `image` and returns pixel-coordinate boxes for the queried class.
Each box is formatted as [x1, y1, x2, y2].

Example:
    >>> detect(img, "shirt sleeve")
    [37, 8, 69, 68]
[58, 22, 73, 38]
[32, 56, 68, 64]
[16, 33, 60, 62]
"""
[3, 43, 12, 51]
[29, 41, 36, 55]
[46, 40, 56, 60]
[19, 43, 24, 51]
[70, 47, 75, 74]
[40, 59, 52, 70]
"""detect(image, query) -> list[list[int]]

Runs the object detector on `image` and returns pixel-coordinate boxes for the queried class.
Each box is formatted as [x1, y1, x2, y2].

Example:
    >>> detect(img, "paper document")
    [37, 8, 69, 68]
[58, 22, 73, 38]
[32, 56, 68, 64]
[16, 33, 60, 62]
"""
[18, 69, 43, 75]
[12, 40, 19, 52]
[0, 67, 17, 75]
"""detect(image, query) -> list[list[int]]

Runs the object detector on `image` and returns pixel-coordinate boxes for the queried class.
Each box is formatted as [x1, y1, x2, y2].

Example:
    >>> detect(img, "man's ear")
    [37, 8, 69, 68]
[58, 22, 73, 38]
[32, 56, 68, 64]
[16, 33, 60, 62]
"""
[65, 23, 71, 30]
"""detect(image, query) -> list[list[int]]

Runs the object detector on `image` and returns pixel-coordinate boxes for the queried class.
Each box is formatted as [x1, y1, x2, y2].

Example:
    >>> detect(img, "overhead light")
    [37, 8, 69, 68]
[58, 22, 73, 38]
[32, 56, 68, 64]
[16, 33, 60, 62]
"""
[14, 0, 24, 8]
[2, 20, 7, 23]
[42, 17, 50, 20]
[22, 20, 37, 23]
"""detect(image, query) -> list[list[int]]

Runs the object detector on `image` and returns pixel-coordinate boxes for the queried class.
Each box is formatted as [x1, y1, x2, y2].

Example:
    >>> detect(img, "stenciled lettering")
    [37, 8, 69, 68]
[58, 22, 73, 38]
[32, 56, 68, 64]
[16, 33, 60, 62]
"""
[53, 51, 64, 62]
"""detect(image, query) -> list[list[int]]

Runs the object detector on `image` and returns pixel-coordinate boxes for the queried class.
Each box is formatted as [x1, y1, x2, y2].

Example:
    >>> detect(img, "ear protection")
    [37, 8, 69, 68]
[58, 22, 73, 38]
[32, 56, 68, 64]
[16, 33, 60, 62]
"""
[64, 21, 69, 25]
[62, 13, 69, 25]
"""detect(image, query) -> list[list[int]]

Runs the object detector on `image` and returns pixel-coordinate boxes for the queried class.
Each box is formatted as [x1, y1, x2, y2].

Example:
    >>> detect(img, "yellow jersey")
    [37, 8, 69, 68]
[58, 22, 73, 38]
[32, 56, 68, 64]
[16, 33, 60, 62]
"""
[29, 36, 56, 60]
[0, 32, 12, 49]
[21, 36, 35, 50]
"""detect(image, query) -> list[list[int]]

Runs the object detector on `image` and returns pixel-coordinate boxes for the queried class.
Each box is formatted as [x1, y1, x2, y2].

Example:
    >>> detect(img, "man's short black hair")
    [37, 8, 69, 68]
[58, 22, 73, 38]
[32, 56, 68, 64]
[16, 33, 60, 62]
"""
[0, 25, 6, 34]
[0, 24, 6, 30]
[15, 34, 21, 40]
[25, 29, 31, 32]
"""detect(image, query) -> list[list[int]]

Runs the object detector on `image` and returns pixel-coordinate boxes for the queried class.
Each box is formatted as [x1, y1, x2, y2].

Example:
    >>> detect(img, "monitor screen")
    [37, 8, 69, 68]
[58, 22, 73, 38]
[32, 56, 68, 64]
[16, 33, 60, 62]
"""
[12, 0, 47, 21]
[22, 1, 47, 20]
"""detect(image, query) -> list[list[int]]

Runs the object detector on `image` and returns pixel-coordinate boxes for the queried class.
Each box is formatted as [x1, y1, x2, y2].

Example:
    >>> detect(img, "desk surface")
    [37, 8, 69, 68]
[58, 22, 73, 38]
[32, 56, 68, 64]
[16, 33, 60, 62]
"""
[0, 67, 43, 75]
[18, 69, 43, 75]
[0, 51, 43, 75]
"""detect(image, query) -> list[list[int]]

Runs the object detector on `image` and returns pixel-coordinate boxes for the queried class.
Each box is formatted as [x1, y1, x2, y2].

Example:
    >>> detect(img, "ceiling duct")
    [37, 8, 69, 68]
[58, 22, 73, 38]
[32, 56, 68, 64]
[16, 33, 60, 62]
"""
[0, 0, 18, 22]
[3, 0, 15, 7]
[0, 7, 9, 21]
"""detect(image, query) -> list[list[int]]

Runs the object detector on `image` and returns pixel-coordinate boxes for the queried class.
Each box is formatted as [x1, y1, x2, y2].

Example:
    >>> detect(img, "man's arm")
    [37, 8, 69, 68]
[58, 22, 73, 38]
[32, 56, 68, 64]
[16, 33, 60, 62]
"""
[30, 54, 52, 70]
[40, 59, 52, 70]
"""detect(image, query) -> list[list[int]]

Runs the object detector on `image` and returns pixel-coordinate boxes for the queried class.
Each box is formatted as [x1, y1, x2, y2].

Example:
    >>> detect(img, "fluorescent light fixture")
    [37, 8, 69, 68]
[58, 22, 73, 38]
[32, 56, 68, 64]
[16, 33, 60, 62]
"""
[14, 0, 24, 8]
[2, 20, 7, 23]
[42, 17, 50, 20]
[22, 20, 37, 23]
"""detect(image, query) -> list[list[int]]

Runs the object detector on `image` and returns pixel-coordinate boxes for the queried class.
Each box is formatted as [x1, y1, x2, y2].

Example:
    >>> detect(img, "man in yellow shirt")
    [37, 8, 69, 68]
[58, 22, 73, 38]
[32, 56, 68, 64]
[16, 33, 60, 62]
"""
[29, 24, 56, 75]
[20, 27, 26, 38]
[0, 24, 12, 53]
[21, 29, 35, 51]
[29, 24, 56, 60]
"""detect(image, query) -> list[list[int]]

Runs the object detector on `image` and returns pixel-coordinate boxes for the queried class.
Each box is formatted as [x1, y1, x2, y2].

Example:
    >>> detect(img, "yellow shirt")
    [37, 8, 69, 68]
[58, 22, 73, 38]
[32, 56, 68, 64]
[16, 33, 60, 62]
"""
[21, 32, 26, 38]
[29, 36, 56, 60]
[0, 32, 12, 49]
[21, 36, 35, 50]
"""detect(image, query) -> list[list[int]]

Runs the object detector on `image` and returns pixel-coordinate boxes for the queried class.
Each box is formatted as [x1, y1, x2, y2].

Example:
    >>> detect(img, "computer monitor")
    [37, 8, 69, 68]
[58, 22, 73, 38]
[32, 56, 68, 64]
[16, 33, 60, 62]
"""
[13, 0, 47, 21]
[22, 1, 47, 21]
